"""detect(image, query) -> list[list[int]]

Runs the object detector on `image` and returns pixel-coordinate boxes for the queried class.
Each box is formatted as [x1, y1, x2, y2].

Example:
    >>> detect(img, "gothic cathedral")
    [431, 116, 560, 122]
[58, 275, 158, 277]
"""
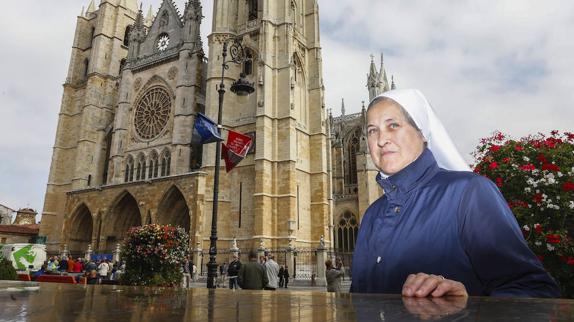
[40, 0, 333, 260]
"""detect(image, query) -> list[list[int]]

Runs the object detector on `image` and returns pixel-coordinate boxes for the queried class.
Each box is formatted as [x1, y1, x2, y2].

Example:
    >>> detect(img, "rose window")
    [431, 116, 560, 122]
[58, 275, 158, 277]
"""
[134, 87, 171, 140]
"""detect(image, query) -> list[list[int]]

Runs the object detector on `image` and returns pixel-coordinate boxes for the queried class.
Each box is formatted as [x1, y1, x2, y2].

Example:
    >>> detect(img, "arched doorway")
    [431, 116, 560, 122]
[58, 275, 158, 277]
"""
[68, 204, 93, 256]
[105, 192, 142, 253]
[157, 186, 190, 233]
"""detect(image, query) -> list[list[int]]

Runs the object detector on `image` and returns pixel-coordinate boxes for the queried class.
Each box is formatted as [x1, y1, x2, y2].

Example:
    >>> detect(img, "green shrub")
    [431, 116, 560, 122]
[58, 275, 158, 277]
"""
[0, 256, 18, 281]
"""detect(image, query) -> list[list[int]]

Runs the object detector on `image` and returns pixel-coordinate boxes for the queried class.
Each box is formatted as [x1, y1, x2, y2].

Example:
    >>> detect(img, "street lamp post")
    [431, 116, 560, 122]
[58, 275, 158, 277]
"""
[206, 38, 254, 289]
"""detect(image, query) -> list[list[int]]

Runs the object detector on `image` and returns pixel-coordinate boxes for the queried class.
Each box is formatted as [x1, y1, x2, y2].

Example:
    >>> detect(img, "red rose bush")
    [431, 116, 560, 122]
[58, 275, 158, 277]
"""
[473, 130, 574, 297]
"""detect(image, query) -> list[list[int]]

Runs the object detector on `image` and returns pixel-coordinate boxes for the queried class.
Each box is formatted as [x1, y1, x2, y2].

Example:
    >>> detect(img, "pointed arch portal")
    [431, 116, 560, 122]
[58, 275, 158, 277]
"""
[68, 204, 93, 255]
[105, 192, 142, 253]
[157, 186, 190, 233]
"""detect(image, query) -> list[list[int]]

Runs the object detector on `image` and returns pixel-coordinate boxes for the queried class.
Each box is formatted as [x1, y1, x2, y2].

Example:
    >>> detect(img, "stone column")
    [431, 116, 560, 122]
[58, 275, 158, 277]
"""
[85, 244, 93, 261]
[60, 243, 69, 258]
[315, 236, 327, 287]
[285, 239, 295, 280]
[113, 243, 121, 262]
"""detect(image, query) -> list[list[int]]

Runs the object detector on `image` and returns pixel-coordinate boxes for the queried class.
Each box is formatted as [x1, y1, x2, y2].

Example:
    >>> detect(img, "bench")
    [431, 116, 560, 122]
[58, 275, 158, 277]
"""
[36, 275, 77, 284]
[17, 274, 32, 282]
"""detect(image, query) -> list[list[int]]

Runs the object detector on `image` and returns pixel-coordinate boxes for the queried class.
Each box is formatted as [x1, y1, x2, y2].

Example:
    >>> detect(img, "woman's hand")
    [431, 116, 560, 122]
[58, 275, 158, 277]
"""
[402, 273, 468, 297]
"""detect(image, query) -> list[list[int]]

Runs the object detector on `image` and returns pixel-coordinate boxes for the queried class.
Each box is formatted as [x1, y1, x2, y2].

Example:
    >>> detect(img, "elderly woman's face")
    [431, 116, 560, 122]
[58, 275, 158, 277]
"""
[367, 100, 425, 175]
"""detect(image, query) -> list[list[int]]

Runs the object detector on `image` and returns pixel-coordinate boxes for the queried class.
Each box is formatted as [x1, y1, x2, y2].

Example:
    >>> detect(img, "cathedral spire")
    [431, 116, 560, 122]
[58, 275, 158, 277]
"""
[379, 53, 389, 91]
[341, 98, 346, 116]
[145, 5, 154, 27]
[80, 6, 85, 17]
[367, 54, 382, 102]
[86, 0, 96, 15]
[391, 75, 396, 90]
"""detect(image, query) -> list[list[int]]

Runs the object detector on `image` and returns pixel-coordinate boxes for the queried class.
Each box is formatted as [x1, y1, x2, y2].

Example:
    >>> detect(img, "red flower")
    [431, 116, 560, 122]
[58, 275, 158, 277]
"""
[537, 255, 545, 262]
[546, 234, 561, 244]
[494, 132, 505, 141]
[562, 182, 574, 192]
[566, 132, 574, 140]
[490, 145, 501, 152]
[534, 223, 543, 234]
[541, 163, 560, 172]
[533, 193, 543, 204]
[496, 177, 503, 187]
[536, 153, 548, 164]
[489, 162, 498, 170]
[514, 145, 523, 151]
[520, 164, 536, 171]
[502, 157, 510, 163]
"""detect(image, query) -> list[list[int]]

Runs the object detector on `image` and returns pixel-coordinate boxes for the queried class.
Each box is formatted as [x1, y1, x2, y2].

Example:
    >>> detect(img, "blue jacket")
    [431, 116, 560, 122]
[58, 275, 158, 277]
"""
[351, 148, 560, 297]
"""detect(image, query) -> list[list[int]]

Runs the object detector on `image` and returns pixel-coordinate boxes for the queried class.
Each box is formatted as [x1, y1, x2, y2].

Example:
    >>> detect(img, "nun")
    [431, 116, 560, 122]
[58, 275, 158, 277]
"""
[350, 89, 560, 297]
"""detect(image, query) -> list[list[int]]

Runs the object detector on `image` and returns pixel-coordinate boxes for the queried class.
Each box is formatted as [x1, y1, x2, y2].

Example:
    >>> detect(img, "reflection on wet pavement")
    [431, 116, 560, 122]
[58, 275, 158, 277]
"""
[1, 281, 573, 321]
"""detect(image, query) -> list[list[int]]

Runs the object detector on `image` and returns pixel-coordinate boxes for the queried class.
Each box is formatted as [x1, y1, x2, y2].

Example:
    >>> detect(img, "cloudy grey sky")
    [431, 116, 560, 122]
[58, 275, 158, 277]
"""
[0, 0, 572, 220]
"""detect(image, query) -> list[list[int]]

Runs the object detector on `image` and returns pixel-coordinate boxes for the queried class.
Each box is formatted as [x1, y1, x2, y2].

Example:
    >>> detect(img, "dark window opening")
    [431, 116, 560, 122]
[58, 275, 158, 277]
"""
[248, 0, 258, 21]
[123, 25, 131, 46]
[243, 50, 253, 76]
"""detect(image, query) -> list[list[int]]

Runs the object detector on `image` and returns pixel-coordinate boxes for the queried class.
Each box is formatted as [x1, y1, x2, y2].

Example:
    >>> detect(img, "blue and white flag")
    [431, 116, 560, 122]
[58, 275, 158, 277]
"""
[192, 113, 222, 144]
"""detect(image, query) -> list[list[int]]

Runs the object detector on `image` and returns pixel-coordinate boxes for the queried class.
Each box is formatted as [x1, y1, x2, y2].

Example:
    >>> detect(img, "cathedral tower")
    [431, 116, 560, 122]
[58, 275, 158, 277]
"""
[41, 0, 140, 251]
[204, 0, 330, 250]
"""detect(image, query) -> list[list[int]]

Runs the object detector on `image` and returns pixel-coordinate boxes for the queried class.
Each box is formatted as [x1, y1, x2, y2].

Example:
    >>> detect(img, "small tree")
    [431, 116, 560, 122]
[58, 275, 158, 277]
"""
[473, 130, 574, 297]
[0, 256, 17, 281]
[120, 224, 189, 287]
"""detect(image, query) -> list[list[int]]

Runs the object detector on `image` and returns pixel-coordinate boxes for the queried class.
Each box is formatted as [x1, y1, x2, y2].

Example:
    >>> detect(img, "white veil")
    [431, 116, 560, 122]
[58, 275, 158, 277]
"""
[373, 89, 471, 172]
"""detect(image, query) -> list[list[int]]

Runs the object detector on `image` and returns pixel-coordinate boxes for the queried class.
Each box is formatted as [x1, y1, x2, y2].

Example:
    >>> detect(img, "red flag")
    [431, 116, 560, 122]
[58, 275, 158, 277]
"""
[222, 130, 253, 172]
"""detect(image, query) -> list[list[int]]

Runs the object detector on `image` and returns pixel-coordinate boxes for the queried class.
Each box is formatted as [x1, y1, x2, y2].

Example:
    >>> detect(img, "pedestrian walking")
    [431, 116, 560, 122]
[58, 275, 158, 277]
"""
[326, 259, 344, 292]
[238, 250, 268, 290]
[278, 266, 285, 288]
[282, 265, 290, 288]
[227, 254, 242, 290]
[263, 254, 280, 290]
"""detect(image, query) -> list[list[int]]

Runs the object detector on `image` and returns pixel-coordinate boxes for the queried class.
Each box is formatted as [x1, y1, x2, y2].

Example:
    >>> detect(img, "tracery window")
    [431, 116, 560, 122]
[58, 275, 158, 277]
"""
[133, 87, 172, 141]
[136, 154, 146, 181]
[149, 151, 159, 179]
[344, 128, 360, 185]
[125, 156, 134, 182]
[336, 212, 359, 252]
[161, 150, 171, 177]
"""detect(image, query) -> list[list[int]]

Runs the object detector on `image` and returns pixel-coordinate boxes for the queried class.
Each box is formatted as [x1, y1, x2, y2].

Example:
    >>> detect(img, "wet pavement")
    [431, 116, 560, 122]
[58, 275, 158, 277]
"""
[1, 280, 573, 321]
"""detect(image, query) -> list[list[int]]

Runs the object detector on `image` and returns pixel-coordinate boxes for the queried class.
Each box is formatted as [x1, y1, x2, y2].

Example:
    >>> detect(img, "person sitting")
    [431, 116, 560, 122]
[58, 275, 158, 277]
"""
[351, 89, 560, 298]
[87, 270, 99, 285]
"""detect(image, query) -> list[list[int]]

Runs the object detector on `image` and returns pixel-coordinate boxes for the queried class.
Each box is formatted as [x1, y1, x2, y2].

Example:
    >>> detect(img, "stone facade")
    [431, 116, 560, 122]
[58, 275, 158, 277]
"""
[329, 54, 395, 252]
[40, 0, 332, 260]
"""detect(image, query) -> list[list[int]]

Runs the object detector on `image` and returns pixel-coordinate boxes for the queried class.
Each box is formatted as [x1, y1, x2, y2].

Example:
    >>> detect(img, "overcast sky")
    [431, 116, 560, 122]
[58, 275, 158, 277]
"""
[0, 0, 572, 221]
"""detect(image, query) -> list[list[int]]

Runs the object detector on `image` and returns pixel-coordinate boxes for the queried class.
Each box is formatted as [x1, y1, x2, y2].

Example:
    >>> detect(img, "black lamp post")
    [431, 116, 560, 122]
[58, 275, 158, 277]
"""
[206, 38, 255, 289]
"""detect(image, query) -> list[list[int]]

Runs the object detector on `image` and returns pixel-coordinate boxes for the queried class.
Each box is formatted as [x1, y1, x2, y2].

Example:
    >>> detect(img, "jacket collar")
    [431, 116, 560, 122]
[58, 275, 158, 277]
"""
[376, 148, 439, 197]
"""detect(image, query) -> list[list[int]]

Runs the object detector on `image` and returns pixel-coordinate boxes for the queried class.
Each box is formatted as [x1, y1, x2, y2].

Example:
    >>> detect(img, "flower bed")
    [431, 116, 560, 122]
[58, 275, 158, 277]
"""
[473, 130, 574, 297]
[120, 224, 189, 287]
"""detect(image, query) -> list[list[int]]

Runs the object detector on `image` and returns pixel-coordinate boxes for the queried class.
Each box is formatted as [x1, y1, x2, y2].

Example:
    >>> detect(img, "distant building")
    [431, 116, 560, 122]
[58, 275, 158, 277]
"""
[0, 204, 15, 225]
[0, 208, 39, 244]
